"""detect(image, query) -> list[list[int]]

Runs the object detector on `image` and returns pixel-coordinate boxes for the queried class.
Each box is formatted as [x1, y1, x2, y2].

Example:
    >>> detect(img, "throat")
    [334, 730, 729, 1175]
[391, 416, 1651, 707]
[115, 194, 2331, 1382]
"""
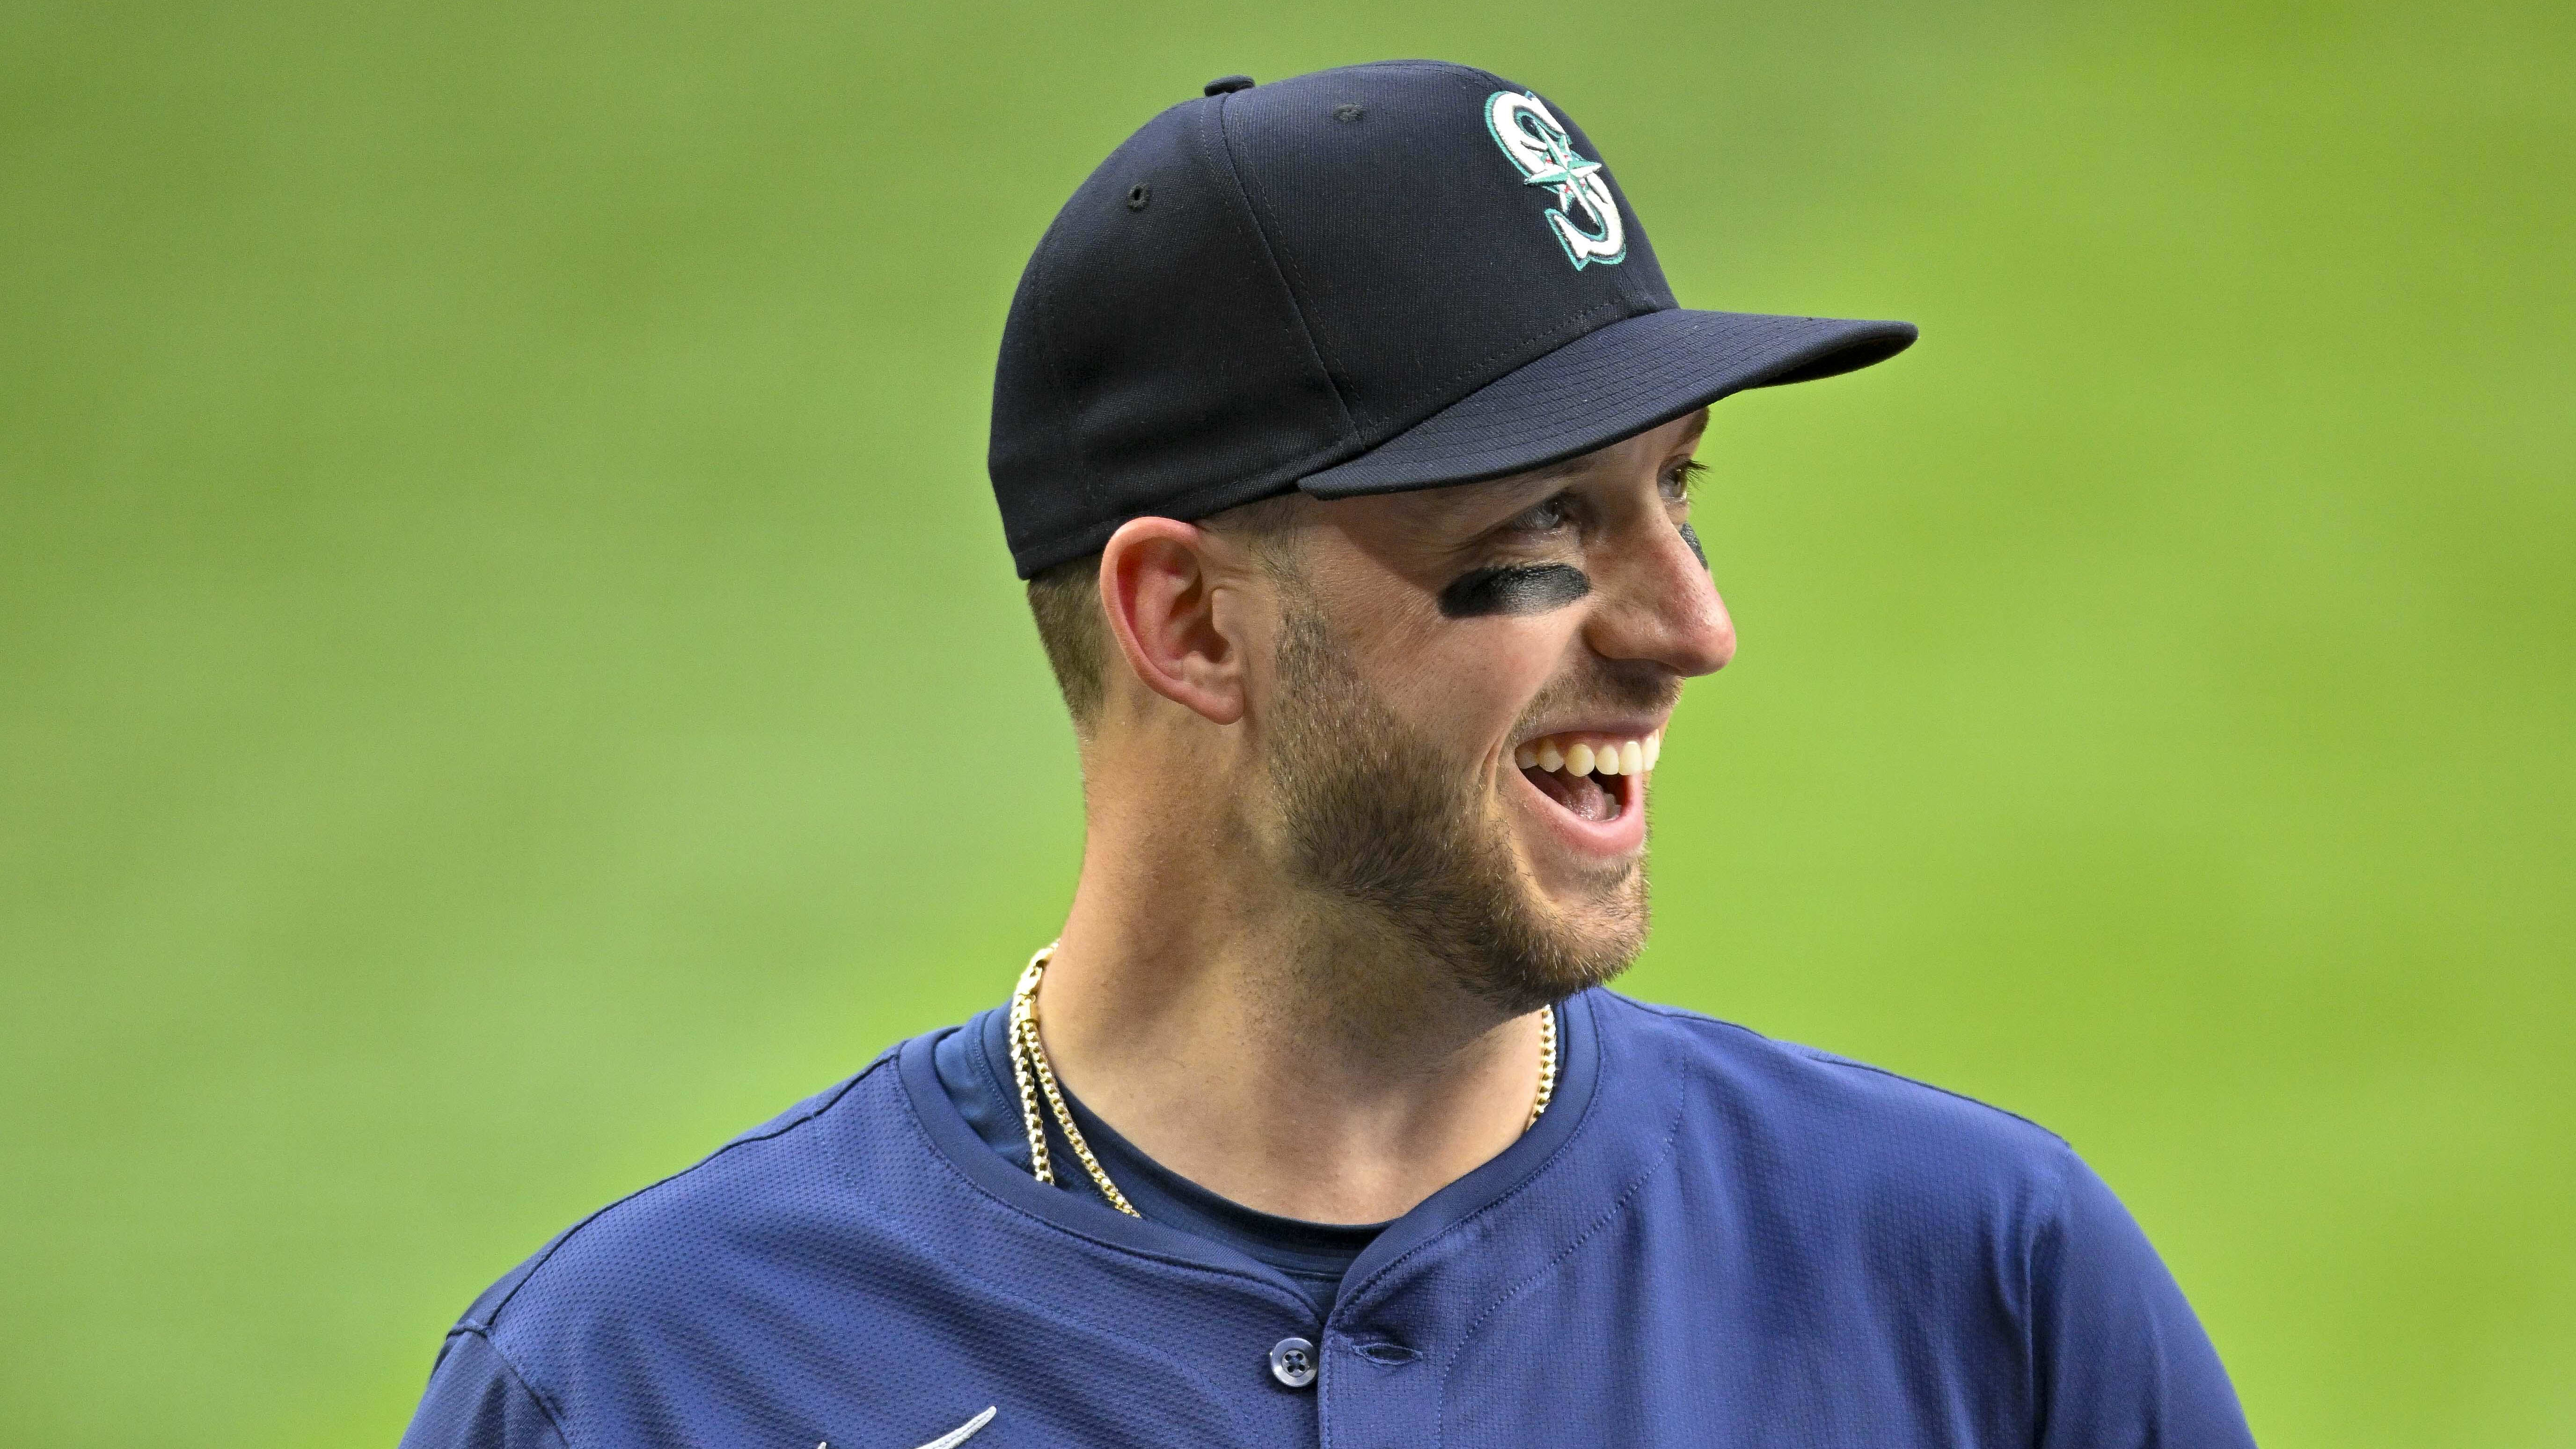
[1007, 943, 1560, 1223]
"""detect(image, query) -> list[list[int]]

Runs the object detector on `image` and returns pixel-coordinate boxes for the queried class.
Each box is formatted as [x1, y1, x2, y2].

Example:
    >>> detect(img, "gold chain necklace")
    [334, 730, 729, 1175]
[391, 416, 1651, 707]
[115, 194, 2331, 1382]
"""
[1006, 942, 1559, 1221]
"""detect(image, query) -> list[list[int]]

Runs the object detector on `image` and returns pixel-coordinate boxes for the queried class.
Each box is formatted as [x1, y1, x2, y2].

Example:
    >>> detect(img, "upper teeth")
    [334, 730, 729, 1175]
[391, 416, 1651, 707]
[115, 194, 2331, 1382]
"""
[1515, 731, 1661, 776]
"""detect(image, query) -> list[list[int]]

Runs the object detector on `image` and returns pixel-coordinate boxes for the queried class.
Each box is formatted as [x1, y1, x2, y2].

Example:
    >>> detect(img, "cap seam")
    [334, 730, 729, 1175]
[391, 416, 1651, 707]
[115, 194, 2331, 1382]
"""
[1208, 90, 1361, 447]
[1229, 61, 1656, 441]
[1375, 292, 1645, 443]
[1019, 217, 1102, 520]
[1398, 66, 1668, 410]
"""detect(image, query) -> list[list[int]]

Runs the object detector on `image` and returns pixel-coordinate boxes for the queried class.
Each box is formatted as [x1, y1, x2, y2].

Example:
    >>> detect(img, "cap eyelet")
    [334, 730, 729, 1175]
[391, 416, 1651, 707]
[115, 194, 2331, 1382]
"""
[1331, 103, 1364, 123]
[1126, 183, 1149, 212]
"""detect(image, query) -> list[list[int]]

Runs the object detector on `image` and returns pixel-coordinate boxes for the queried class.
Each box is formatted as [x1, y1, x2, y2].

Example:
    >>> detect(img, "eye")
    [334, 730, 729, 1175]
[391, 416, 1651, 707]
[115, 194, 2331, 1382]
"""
[1505, 493, 1576, 534]
[1661, 458, 1708, 502]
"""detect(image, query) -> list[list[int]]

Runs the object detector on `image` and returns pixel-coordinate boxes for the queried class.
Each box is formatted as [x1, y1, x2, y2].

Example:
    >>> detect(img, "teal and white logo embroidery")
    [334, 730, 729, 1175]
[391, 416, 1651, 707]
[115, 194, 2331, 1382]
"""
[1484, 91, 1625, 269]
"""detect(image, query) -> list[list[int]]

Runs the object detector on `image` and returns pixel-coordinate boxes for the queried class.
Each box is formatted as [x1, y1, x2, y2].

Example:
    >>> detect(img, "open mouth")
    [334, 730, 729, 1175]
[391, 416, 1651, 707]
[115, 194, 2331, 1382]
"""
[1514, 731, 1661, 824]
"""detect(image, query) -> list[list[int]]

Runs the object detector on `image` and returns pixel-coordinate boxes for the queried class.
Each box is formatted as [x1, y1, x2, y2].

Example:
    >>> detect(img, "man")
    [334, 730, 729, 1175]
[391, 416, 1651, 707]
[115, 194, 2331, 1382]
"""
[403, 62, 2254, 1448]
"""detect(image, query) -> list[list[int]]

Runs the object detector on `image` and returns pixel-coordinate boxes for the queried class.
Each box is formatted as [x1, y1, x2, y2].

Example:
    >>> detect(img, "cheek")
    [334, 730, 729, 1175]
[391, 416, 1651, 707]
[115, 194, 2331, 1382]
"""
[1307, 561, 1574, 753]
[1396, 617, 1573, 752]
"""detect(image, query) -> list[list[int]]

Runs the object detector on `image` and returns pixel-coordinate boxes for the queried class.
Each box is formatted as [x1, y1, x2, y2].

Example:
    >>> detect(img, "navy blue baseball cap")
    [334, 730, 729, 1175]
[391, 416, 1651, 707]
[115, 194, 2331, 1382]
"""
[988, 60, 1917, 578]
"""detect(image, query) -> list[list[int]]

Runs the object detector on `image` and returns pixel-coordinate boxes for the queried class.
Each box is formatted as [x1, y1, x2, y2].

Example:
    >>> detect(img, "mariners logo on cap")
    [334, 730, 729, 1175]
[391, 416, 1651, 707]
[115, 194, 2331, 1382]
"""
[1484, 91, 1626, 270]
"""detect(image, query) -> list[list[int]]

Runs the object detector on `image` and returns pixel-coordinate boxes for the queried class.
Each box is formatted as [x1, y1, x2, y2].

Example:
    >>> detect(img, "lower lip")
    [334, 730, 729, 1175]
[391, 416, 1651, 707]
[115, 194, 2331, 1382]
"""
[1508, 761, 1647, 857]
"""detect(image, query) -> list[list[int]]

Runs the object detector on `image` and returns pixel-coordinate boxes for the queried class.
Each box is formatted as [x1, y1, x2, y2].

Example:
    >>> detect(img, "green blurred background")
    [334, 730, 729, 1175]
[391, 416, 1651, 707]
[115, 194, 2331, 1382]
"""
[3, 0, 2569, 1443]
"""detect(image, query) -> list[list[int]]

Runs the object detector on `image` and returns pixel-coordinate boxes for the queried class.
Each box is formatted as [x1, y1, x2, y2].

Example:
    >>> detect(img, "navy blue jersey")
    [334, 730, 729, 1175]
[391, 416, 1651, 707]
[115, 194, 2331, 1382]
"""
[934, 1003, 1388, 1315]
[400, 990, 2252, 1448]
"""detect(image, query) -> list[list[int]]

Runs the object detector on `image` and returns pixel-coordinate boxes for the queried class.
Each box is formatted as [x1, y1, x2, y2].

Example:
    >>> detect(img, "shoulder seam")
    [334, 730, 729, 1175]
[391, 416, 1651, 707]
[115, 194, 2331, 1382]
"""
[477, 1048, 898, 1329]
[1620, 995, 2070, 1147]
[1796, 1050, 2071, 1148]
[445, 1325, 578, 1449]
[2024, 1134, 2079, 1438]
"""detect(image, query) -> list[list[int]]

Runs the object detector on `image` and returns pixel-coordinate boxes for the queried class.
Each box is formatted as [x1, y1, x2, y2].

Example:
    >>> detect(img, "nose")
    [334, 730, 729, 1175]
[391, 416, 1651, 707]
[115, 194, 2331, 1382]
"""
[1584, 516, 1736, 677]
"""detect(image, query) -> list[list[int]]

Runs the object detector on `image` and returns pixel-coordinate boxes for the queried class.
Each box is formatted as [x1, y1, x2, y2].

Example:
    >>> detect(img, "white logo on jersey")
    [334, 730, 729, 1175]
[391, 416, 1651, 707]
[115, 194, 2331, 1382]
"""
[1484, 91, 1626, 269]
[816, 1404, 994, 1449]
[909, 1408, 995, 1449]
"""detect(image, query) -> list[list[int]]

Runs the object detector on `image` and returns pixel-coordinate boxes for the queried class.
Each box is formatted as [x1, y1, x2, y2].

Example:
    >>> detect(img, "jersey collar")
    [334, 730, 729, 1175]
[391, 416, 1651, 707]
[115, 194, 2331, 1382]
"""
[895, 988, 1607, 1324]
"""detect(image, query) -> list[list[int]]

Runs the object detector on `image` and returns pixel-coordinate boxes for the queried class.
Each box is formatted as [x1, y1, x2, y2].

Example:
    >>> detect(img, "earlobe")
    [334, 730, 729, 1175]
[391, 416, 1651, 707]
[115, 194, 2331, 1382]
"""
[1097, 517, 1249, 726]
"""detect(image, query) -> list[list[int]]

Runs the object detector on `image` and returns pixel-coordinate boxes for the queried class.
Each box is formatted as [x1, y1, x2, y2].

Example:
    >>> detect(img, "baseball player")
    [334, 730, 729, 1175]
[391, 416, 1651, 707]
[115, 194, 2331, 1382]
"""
[402, 61, 2254, 1448]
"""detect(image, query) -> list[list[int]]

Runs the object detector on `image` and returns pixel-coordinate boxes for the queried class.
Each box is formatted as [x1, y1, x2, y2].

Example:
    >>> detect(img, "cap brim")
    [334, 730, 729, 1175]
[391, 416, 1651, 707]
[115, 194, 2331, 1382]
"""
[1297, 308, 1917, 498]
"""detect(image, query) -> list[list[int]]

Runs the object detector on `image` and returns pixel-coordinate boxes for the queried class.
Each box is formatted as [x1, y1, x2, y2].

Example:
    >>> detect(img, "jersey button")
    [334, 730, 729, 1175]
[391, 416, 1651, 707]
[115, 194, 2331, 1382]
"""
[1268, 1336, 1318, 1388]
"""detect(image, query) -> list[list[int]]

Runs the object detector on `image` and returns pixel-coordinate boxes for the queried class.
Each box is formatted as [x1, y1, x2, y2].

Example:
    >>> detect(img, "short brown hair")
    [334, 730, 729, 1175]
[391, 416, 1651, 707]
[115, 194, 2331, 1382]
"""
[1024, 495, 1306, 735]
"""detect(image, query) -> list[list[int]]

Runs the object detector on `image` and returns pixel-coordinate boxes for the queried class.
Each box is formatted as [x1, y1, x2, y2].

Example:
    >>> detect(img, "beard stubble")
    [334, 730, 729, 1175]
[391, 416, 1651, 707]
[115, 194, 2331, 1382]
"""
[1259, 607, 1660, 1016]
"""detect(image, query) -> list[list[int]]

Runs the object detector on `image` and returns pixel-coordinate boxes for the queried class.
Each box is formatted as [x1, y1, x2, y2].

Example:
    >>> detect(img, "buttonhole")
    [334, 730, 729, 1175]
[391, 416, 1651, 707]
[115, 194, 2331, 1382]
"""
[1126, 182, 1150, 212]
[1354, 1341, 1420, 1364]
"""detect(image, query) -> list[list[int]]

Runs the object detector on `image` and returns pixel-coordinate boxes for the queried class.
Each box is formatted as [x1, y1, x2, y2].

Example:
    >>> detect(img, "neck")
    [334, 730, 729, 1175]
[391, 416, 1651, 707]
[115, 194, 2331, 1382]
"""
[1032, 799, 1551, 1224]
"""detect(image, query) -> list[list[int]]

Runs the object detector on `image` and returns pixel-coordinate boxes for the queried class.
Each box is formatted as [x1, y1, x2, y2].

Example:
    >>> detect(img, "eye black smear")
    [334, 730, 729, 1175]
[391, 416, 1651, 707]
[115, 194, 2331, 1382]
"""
[1677, 521, 1707, 569]
[1440, 563, 1590, 618]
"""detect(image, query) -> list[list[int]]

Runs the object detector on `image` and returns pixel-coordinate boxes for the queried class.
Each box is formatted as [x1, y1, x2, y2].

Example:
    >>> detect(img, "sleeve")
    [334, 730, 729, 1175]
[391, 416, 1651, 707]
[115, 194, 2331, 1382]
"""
[2031, 1152, 2256, 1448]
[398, 1329, 572, 1449]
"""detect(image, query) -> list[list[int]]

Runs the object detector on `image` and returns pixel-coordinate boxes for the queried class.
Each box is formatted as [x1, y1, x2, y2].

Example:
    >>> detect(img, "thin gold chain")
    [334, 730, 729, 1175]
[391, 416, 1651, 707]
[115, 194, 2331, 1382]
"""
[1529, 993, 1558, 1129]
[1005, 950, 1057, 1189]
[1006, 942, 1559, 1221]
[1010, 944, 1139, 1216]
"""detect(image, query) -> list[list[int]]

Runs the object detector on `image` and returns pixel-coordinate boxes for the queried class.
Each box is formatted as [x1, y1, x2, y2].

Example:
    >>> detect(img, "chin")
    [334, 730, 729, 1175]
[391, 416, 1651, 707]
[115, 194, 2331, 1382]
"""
[1455, 859, 1650, 1016]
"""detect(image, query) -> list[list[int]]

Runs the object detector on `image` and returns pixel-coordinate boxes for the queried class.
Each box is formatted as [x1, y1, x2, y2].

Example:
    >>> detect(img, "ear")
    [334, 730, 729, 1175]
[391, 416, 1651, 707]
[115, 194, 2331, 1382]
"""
[1096, 516, 1250, 726]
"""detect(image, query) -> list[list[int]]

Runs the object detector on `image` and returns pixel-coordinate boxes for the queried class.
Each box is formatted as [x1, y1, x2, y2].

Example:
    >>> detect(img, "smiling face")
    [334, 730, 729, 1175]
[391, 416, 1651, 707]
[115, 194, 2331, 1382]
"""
[1240, 409, 1735, 1009]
